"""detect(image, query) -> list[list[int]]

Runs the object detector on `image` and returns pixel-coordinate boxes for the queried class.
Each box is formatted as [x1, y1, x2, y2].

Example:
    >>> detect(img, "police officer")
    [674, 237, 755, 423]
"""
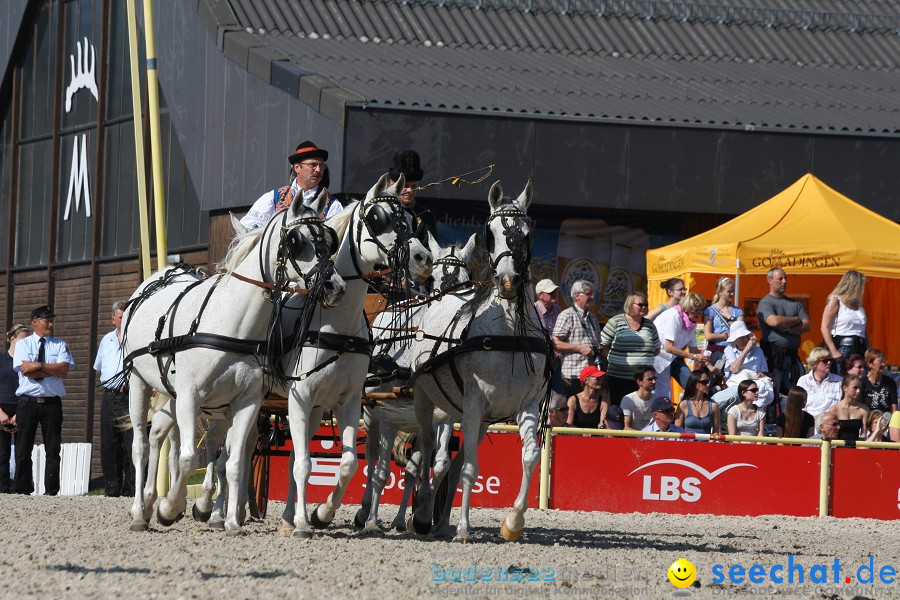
[93, 300, 133, 497]
[14, 305, 75, 495]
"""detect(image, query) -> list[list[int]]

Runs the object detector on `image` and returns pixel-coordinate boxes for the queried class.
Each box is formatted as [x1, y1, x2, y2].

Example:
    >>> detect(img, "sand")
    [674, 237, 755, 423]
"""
[1, 494, 896, 600]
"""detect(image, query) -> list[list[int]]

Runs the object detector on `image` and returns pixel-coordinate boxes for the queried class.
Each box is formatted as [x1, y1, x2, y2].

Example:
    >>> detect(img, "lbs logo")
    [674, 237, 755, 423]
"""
[629, 459, 756, 503]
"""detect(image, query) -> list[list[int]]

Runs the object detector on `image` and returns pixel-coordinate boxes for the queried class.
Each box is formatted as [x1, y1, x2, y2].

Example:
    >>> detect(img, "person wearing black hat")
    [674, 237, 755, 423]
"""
[13, 306, 75, 495]
[641, 397, 687, 439]
[240, 140, 343, 229]
[388, 150, 437, 243]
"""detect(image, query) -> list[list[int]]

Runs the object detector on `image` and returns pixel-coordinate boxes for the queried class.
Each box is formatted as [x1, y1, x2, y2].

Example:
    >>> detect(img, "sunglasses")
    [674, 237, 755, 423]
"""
[820, 358, 834, 364]
[698, 379, 710, 385]
[634, 302, 648, 308]
[746, 388, 759, 394]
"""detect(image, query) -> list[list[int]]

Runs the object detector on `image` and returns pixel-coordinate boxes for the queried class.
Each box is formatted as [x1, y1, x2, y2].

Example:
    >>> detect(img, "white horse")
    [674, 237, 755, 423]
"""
[357, 233, 479, 533]
[278, 174, 434, 538]
[124, 192, 345, 534]
[407, 180, 552, 543]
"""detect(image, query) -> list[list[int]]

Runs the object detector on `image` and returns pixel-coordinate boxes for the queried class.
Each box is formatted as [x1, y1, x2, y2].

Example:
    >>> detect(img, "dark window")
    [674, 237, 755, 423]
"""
[19, 1, 58, 141]
[101, 121, 139, 257]
[15, 140, 53, 267]
[0, 108, 11, 267]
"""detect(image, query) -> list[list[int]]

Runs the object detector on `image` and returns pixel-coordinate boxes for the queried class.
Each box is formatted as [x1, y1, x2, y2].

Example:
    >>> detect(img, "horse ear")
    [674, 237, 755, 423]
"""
[366, 173, 394, 202]
[307, 187, 329, 217]
[387, 173, 405, 197]
[427, 232, 441, 256]
[459, 232, 478, 262]
[514, 179, 533, 211]
[488, 180, 503, 212]
[230, 212, 249, 236]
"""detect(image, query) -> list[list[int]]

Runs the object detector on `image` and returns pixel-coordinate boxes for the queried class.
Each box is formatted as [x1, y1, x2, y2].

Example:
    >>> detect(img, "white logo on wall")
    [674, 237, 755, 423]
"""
[628, 459, 756, 503]
[63, 38, 98, 221]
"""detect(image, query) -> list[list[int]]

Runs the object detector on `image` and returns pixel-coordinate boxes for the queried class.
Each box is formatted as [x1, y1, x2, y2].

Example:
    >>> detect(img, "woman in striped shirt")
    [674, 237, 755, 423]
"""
[600, 292, 661, 406]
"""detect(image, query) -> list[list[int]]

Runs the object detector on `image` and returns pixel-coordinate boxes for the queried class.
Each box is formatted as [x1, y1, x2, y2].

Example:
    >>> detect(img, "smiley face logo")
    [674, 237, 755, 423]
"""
[668, 558, 696, 588]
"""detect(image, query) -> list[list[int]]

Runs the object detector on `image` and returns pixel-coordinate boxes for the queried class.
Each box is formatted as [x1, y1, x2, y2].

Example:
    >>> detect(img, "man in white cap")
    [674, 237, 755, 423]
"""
[722, 320, 768, 382]
[534, 279, 561, 333]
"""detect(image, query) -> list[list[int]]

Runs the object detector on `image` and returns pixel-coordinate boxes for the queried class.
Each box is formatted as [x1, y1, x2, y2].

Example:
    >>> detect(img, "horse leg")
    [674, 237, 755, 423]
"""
[156, 395, 197, 527]
[143, 403, 176, 524]
[238, 421, 259, 525]
[311, 399, 360, 528]
[390, 462, 416, 532]
[278, 449, 297, 537]
[433, 422, 483, 538]
[287, 399, 322, 538]
[222, 399, 257, 535]
[354, 409, 378, 529]
[362, 418, 395, 533]
[192, 419, 222, 524]
[452, 412, 484, 543]
[128, 380, 153, 531]
[409, 395, 437, 535]
[501, 401, 540, 543]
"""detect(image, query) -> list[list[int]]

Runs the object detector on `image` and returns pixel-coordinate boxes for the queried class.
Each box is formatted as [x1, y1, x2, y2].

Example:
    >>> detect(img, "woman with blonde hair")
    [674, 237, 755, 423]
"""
[599, 291, 661, 405]
[821, 270, 867, 371]
[653, 292, 708, 399]
[797, 347, 843, 418]
[703, 276, 743, 357]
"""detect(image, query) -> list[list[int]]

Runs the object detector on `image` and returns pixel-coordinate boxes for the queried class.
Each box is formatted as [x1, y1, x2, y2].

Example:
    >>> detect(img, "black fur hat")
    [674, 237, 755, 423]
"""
[388, 150, 424, 183]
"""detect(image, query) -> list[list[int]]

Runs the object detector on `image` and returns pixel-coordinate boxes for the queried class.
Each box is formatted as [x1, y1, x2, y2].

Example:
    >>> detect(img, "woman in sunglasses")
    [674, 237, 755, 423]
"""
[675, 369, 721, 434]
[797, 347, 843, 419]
[726, 379, 766, 438]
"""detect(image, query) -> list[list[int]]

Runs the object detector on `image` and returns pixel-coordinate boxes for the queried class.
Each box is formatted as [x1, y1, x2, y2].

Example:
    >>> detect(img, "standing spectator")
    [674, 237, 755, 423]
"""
[93, 301, 133, 498]
[553, 280, 602, 399]
[703, 277, 744, 363]
[843, 354, 865, 378]
[776, 387, 815, 438]
[675, 369, 721, 434]
[599, 292, 660, 405]
[1, 324, 29, 493]
[641, 397, 686, 437]
[647, 278, 686, 321]
[726, 379, 766, 438]
[603, 405, 625, 430]
[861, 348, 897, 413]
[534, 279, 562, 333]
[653, 293, 708, 399]
[820, 270, 867, 371]
[813, 412, 841, 441]
[13, 306, 75, 495]
[566, 366, 606, 429]
[757, 268, 810, 397]
[721, 321, 768, 382]
[797, 347, 843, 418]
[622, 367, 658, 431]
[827, 374, 870, 441]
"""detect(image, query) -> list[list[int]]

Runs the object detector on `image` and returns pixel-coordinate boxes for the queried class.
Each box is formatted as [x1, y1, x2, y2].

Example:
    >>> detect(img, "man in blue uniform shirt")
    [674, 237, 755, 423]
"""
[93, 300, 132, 497]
[13, 305, 75, 495]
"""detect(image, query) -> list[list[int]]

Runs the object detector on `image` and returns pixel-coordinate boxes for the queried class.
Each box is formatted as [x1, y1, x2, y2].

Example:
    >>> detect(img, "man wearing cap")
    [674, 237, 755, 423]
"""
[641, 397, 686, 439]
[240, 140, 343, 229]
[93, 301, 133, 497]
[13, 306, 75, 495]
[388, 149, 437, 244]
[534, 279, 562, 334]
[603, 405, 625, 431]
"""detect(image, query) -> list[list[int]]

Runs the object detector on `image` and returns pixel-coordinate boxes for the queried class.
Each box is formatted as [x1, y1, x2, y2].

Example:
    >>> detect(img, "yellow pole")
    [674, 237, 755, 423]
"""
[539, 428, 551, 509]
[819, 439, 831, 517]
[125, 0, 151, 279]
[142, 0, 168, 269]
[156, 436, 171, 497]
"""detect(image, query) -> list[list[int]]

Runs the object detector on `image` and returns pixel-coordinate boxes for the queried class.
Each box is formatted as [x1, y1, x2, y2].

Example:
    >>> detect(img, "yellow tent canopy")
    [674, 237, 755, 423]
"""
[647, 173, 900, 362]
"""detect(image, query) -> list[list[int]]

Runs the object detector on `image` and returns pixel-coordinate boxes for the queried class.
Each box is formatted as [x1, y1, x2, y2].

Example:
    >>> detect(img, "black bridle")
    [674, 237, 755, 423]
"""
[484, 207, 533, 282]
[432, 247, 469, 292]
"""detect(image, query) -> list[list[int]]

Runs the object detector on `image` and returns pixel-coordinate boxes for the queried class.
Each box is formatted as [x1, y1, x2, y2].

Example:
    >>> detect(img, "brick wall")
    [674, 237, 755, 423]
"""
[53, 264, 93, 448]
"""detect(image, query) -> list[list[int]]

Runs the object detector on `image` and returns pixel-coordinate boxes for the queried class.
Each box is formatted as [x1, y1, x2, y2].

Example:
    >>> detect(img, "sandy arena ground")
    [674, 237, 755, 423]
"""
[0, 494, 897, 600]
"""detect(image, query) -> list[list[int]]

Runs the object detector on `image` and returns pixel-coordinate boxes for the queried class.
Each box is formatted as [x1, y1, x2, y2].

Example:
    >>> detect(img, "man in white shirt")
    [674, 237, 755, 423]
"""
[240, 140, 342, 229]
[93, 300, 132, 497]
[622, 367, 657, 430]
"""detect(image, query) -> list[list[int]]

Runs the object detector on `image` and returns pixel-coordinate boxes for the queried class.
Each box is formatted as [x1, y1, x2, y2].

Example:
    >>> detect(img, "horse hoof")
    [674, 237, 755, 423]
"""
[500, 520, 522, 542]
[174, 510, 185, 523]
[293, 529, 314, 539]
[208, 520, 226, 531]
[412, 515, 431, 535]
[277, 521, 294, 538]
[353, 508, 368, 529]
[129, 522, 149, 532]
[192, 503, 212, 522]
[156, 507, 178, 528]
[309, 505, 331, 530]
[225, 528, 247, 537]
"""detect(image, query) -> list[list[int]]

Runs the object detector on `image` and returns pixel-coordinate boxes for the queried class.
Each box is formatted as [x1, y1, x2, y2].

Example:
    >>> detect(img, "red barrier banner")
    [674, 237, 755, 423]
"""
[268, 427, 538, 509]
[550, 436, 820, 516]
[830, 447, 900, 520]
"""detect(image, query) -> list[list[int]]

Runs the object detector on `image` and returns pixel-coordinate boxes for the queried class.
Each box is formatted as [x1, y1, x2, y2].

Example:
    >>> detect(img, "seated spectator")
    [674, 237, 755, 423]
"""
[653, 293, 709, 399]
[547, 391, 569, 428]
[599, 291, 660, 405]
[797, 347, 843, 418]
[813, 412, 841, 440]
[727, 379, 766, 438]
[647, 278, 686, 321]
[642, 397, 686, 438]
[566, 366, 606, 429]
[776, 387, 815, 439]
[603, 405, 625, 431]
[722, 321, 768, 382]
[622, 367, 657, 431]
[703, 277, 744, 363]
[675, 369, 721, 435]
[890, 410, 900, 443]
[827, 374, 870, 441]
[865, 410, 890, 442]
[861, 348, 898, 413]
[843, 354, 865, 378]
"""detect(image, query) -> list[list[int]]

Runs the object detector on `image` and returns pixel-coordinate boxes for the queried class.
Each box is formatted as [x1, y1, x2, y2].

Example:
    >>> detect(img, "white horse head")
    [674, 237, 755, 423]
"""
[486, 180, 533, 299]
[428, 232, 479, 292]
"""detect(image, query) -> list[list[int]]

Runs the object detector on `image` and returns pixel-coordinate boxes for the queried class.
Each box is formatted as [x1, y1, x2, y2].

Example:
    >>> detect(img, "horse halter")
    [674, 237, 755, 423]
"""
[350, 194, 413, 280]
[272, 210, 337, 294]
[432, 247, 468, 292]
[484, 207, 533, 276]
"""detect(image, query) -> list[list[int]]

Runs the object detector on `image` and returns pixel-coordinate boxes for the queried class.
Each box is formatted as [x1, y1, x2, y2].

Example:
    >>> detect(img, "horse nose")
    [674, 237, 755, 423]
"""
[508, 273, 521, 288]
[324, 280, 342, 298]
[414, 251, 432, 268]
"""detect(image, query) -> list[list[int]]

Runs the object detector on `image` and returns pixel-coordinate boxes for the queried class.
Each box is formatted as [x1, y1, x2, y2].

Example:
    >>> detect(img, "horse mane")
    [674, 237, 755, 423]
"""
[325, 200, 359, 256]
[217, 226, 264, 274]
